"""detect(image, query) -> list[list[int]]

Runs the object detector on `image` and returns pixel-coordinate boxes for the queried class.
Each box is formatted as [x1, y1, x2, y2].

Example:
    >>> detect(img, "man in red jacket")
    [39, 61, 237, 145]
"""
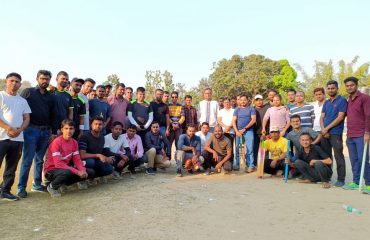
[44, 119, 94, 197]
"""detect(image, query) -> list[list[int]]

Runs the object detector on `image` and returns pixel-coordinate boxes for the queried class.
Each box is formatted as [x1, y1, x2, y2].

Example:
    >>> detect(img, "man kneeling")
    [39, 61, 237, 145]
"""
[44, 120, 94, 197]
[203, 125, 232, 175]
[176, 124, 201, 177]
[294, 133, 332, 188]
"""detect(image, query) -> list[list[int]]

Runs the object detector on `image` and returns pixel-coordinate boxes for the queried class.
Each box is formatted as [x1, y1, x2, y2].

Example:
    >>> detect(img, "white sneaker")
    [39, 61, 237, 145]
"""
[112, 171, 122, 180]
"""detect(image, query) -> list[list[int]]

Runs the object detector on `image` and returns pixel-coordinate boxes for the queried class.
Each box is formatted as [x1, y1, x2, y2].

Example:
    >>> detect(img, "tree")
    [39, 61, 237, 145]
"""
[209, 54, 294, 100]
[103, 74, 120, 87]
[296, 56, 370, 102]
[144, 70, 181, 101]
[186, 77, 212, 105]
[272, 59, 297, 102]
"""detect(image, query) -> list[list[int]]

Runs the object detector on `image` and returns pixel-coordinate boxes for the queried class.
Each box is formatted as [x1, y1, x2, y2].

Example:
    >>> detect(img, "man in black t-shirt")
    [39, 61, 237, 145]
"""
[51, 71, 74, 136]
[150, 89, 170, 136]
[79, 116, 114, 179]
[294, 133, 333, 188]
[69, 78, 86, 139]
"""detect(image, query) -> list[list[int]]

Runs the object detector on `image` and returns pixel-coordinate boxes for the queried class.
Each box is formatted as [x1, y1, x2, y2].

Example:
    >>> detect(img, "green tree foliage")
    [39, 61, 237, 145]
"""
[209, 54, 295, 100]
[272, 59, 297, 102]
[103, 74, 120, 87]
[296, 56, 369, 101]
[187, 77, 212, 105]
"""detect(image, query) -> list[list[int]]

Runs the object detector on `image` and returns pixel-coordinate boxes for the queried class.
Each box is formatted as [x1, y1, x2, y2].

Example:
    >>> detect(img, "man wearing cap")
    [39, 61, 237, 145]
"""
[68, 78, 86, 139]
[253, 94, 269, 166]
[263, 126, 288, 176]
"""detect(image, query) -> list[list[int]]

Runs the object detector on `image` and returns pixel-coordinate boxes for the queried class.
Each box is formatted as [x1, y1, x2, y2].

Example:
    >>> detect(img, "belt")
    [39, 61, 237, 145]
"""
[28, 124, 51, 130]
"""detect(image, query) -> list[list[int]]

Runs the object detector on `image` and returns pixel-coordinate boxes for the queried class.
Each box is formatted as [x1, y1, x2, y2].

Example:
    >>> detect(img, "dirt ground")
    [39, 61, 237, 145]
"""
[1, 149, 370, 240]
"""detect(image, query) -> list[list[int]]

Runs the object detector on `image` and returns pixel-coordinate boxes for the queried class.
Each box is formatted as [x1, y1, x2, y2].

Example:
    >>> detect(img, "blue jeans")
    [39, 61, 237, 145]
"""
[84, 158, 113, 178]
[18, 127, 50, 190]
[235, 131, 254, 169]
[347, 137, 370, 185]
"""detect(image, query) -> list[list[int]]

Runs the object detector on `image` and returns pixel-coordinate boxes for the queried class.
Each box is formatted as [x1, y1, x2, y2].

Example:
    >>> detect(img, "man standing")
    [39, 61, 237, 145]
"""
[51, 71, 74, 136]
[203, 125, 232, 175]
[168, 91, 185, 150]
[176, 124, 201, 177]
[104, 84, 112, 99]
[343, 77, 370, 193]
[312, 87, 326, 132]
[183, 95, 198, 134]
[107, 83, 130, 132]
[123, 124, 145, 173]
[289, 91, 315, 128]
[18, 70, 55, 198]
[218, 97, 235, 165]
[286, 89, 297, 110]
[125, 87, 133, 102]
[162, 91, 170, 105]
[144, 122, 171, 175]
[79, 78, 95, 133]
[68, 78, 86, 139]
[198, 88, 219, 133]
[89, 85, 111, 133]
[266, 89, 278, 107]
[253, 94, 269, 166]
[295, 133, 332, 189]
[233, 94, 256, 172]
[0, 73, 31, 201]
[150, 89, 170, 136]
[320, 80, 347, 187]
[128, 87, 153, 140]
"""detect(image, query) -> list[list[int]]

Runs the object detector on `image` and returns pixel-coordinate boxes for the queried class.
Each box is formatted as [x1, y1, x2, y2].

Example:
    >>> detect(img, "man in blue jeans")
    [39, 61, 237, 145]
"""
[79, 116, 114, 184]
[232, 93, 256, 172]
[342, 77, 370, 193]
[17, 70, 55, 198]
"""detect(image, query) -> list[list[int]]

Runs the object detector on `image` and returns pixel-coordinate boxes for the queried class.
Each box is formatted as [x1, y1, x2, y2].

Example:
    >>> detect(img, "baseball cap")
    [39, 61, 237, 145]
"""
[270, 126, 280, 132]
[71, 78, 85, 84]
[254, 94, 263, 100]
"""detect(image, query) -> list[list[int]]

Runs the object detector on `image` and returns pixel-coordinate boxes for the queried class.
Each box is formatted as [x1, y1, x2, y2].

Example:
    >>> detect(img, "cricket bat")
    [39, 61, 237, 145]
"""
[257, 140, 265, 178]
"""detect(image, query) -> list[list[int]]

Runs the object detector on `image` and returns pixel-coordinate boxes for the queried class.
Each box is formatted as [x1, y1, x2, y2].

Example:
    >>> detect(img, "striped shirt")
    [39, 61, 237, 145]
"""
[168, 103, 185, 125]
[289, 104, 315, 128]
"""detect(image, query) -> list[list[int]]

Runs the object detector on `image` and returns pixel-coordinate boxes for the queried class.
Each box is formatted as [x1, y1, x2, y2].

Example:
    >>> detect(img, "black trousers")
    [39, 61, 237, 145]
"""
[295, 160, 332, 182]
[0, 140, 23, 193]
[45, 168, 95, 190]
[320, 134, 345, 182]
[202, 151, 232, 171]
[264, 159, 287, 175]
[169, 127, 182, 150]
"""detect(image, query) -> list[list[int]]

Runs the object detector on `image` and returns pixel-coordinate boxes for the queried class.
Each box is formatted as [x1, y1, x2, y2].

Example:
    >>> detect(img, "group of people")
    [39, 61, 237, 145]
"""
[0, 70, 369, 201]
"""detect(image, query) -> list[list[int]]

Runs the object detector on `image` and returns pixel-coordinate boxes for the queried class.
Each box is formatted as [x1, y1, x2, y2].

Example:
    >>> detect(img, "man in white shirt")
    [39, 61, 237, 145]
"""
[0, 73, 31, 201]
[195, 122, 212, 154]
[218, 97, 235, 163]
[104, 122, 131, 179]
[312, 87, 326, 132]
[198, 88, 219, 133]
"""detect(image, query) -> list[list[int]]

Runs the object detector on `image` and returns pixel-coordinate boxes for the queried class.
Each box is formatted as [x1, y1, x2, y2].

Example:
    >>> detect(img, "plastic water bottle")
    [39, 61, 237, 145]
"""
[342, 205, 363, 215]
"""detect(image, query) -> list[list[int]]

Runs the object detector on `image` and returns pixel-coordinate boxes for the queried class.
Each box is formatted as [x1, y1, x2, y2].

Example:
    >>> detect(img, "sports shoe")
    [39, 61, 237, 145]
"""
[59, 185, 69, 193]
[188, 169, 194, 174]
[47, 184, 61, 197]
[77, 181, 88, 190]
[128, 165, 136, 174]
[176, 169, 183, 177]
[362, 185, 370, 195]
[146, 167, 156, 175]
[101, 176, 109, 184]
[246, 167, 255, 173]
[334, 181, 345, 187]
[112, 171, 123, 180]
[204, 169, 211, 175]
[31, 185, 47, 193]
[233, 166, 240, 171]
[342, 182, 359, 190]
[17, 189, 27, 198]
[0, 192, 20, 201]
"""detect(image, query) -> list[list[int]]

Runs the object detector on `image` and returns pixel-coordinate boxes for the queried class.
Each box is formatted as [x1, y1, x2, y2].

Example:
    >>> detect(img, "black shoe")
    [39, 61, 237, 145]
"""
[17, 189, 27, 198]
[128, 165, 136, 174]
[153, 167, 157, 172]
[146, 167, 156, 175]
[1, 192, 20, 201]
[188, 169, 194, 174]
[31, 185, 47, 193]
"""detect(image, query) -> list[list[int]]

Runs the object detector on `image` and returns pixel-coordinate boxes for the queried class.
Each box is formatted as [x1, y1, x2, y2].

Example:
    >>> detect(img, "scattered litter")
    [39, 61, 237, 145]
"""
[178, 202, 184, 206]
[160, 179, 168, 183]
[33, 227, 42, 232]
[240, 194, 247, 198]
[230, 230, 236, 233]
[342, 205, 362, 215]
[201, 184, 207, 188]
[291, 192, 298, 194]
[85, 216, 94, 223]
[208, 198, 214, 203]
[134, 208, 141, 214]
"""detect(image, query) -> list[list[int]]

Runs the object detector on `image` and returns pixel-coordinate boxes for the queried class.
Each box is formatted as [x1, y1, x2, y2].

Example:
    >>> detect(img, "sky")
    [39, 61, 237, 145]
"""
[1, 0, 369, 90]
